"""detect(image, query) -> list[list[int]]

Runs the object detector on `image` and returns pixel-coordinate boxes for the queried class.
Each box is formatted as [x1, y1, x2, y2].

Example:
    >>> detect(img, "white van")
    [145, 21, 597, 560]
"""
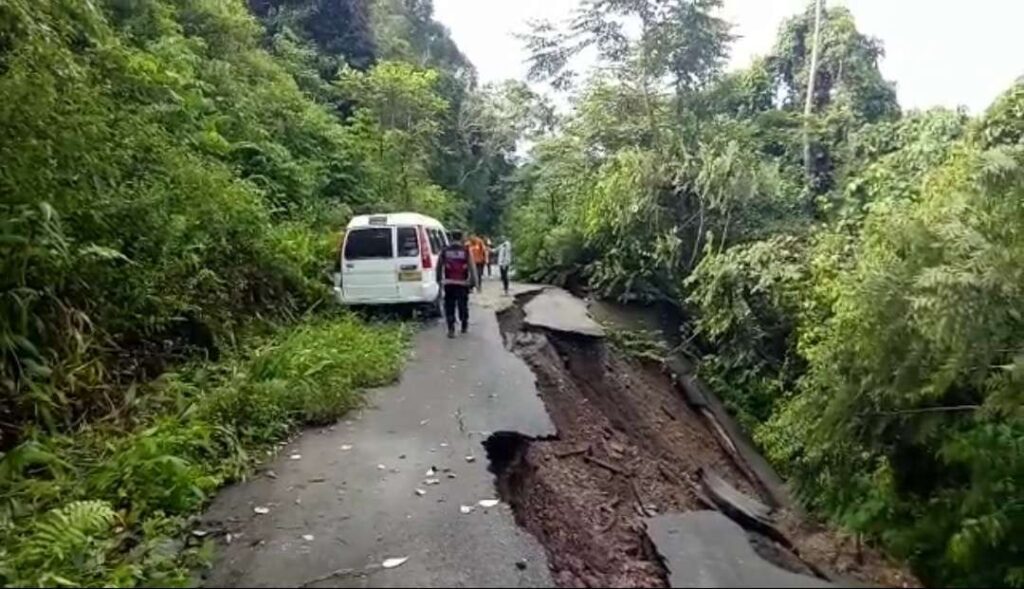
[334, 212, 449, 313]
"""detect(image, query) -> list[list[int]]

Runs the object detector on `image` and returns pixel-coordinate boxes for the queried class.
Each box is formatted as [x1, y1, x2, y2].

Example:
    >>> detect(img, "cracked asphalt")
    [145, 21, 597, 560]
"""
[201, 281, 555, 588]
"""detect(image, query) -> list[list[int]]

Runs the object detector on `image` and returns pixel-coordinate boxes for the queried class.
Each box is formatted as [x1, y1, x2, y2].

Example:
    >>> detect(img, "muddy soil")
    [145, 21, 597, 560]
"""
[491, 295, 918, 589]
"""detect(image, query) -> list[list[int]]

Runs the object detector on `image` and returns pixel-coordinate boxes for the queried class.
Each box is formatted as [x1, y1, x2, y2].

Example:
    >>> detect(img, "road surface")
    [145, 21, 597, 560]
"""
[201, 279, 848, 589]
[202, 280, 555, 588]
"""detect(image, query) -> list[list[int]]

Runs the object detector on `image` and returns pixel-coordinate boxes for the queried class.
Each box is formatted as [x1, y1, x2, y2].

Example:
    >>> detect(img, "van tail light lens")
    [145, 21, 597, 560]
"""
[418, 226, 432, 269]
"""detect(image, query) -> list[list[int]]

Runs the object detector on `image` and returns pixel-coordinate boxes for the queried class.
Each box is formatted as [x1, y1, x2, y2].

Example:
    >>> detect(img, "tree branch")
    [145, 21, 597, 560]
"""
[866, 405, 980, 416]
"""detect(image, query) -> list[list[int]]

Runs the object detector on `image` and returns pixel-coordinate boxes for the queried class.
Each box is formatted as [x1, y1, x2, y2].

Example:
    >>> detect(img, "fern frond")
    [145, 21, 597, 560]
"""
[25, 500, 117, 560]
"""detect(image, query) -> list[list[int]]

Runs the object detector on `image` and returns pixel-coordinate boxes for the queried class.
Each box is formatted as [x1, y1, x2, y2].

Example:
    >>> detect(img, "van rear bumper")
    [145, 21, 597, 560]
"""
[333, 285, 440, 306]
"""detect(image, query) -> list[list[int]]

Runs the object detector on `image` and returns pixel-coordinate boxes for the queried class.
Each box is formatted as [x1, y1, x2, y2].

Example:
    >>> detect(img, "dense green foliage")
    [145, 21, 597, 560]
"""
[0, 0, 519, 585]
[2, 0, 361, 445]
[0, 0, 519, 445]
[0, 313, 407, 586]
[6, 0, 1022, 585]
[509, 1, 1024, 585]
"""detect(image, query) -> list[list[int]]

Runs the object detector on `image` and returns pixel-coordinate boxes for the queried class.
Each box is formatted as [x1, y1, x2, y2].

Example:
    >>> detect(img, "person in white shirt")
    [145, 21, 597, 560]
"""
[496, 237, 512, 295]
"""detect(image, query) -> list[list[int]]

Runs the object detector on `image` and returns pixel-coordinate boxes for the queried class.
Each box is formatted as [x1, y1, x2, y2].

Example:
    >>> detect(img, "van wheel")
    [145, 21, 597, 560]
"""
[430, 294, 443, 319]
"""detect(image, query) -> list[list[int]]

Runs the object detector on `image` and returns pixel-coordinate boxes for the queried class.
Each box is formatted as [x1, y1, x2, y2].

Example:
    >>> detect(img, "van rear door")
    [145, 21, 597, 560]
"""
[342, 226, 397, 301]
[395, 226, 425, 300]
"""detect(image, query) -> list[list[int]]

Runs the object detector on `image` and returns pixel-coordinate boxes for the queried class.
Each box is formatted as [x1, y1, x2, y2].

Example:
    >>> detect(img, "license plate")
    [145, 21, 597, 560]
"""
[399, 270, 422, 281]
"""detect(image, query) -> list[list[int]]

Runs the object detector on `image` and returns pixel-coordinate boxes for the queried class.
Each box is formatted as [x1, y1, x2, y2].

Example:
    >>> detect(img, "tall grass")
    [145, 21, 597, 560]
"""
[0, 312, 408, 587]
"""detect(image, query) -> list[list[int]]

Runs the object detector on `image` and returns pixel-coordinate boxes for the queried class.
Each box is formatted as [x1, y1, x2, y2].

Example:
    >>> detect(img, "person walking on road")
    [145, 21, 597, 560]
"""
[496, 237, 512, 295]
[436, 230, 479, 338]
[467, 234, 488, 291]
[485, 238, 494, 277]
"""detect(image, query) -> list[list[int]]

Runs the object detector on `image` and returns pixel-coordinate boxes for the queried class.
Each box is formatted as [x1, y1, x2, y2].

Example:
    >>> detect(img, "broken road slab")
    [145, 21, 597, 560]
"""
[523, 287, 605, 338]
[202, 288, 553, 588]
[645, 511, 832, 589]
[477, 282, 546, 313]
[699, 468, 773, 526]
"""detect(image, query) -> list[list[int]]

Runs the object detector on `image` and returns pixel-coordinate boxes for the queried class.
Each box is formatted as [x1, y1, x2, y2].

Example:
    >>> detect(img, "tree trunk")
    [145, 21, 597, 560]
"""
[803, 0, 825, 194]
[638, 1, 660, 147]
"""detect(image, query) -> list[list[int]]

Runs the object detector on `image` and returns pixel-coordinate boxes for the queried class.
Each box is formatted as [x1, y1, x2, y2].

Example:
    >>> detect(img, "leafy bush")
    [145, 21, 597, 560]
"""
[0, 313, 408, 587]
[509, 1, 1024, 584]
[0, 0, 491, 586]
[686, 236, 808, 428]
[0, 0, 371, 445]
[758, 145, 1024, 586]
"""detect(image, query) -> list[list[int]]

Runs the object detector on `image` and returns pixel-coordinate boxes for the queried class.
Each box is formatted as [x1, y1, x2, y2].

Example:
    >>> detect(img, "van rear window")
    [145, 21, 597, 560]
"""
[427, 228, 441, 254]
[397, 227, 419, 257]
[344, 228, 392, 259]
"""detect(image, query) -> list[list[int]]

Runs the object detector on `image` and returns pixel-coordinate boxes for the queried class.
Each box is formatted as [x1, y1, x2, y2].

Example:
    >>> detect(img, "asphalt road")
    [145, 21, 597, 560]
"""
[202, 280, 555, 588]
[646, 512, 831, 589]
[200, 279, 838, 589]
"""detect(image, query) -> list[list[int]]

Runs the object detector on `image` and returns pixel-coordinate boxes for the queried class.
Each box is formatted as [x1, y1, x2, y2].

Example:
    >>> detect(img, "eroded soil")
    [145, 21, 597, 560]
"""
[489, 293, 918, 588]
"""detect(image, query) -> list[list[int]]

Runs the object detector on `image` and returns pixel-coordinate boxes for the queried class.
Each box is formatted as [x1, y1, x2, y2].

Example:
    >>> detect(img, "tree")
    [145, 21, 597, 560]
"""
[802, 0, 823, 192]
[448, 80, 556, 232]
[337, 60, 452, 216]
[521, 0, 733, 145]
[510, 3, 1024, 585]
[772, 3, 899, 197]
[248, 0, 378, 71]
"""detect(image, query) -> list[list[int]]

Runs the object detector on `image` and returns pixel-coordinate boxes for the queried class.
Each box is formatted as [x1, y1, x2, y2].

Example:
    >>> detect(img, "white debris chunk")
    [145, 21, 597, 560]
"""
[289, 454, 302, 460]
[377, 464, 387, 470]
[424, 478, 440, 485]
[253, 506, 270, 515]
[302, 534, 315, 542]
[465, 455, 476, 463]
[415, 489, 426, 496]
[459, 505, 474, 514]
[425, 467, 437, 477]
[340, 444, 353, 451]
[478, 499, 500, 508]
[382, 556, 409, 569]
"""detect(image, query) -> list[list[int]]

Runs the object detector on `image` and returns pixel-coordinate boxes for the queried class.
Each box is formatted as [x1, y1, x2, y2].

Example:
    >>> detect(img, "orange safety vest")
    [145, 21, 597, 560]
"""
[468, 237, 487, 264]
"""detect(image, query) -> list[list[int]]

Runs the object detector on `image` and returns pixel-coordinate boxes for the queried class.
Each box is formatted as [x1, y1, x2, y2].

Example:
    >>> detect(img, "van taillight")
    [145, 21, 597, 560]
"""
[418, 226, 432, 269]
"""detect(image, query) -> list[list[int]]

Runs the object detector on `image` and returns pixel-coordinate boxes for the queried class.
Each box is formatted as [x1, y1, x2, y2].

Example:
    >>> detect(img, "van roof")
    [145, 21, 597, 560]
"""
[347, 212, 445, 229]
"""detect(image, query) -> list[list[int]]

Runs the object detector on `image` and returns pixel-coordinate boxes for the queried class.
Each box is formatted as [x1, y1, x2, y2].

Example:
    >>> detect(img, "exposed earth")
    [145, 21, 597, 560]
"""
[200, 278, 917, 588]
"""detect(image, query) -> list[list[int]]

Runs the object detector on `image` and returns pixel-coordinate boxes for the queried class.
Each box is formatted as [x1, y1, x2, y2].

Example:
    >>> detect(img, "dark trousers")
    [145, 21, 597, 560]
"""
[500, 265, 510, 293]
[475, 262, 485, 282]
[443, 284, 469, 330]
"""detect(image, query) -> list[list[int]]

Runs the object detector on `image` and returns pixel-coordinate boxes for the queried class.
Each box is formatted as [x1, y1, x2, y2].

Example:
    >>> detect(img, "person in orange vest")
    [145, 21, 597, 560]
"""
[466, 234, 488, 291]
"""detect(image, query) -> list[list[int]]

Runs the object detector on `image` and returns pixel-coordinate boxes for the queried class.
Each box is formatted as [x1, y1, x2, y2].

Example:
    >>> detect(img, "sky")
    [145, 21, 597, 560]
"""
[432, 0, 1024, 114]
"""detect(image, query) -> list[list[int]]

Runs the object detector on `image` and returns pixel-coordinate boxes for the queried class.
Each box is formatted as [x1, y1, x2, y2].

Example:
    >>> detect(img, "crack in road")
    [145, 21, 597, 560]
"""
[488, 289, 837, 588]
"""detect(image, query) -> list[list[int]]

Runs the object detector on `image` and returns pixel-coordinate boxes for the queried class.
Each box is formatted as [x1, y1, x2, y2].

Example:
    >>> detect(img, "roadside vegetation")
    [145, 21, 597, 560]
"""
[4, 0, 1021, 587]
[509, 1, 1024, 586]
[0, 0, 531, 585]
[0, 313, 406, 586]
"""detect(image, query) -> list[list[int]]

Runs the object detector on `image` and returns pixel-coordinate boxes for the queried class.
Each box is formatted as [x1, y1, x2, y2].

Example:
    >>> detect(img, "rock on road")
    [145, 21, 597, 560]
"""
[202, 281, 555, 588]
